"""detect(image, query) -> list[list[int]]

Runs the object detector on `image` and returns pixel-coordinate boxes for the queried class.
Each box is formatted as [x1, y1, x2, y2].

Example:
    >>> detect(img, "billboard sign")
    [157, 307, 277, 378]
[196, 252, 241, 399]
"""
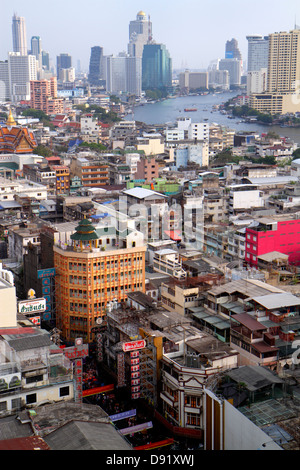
[37, 268, 56, 279]
[63, 344, 89, 360]
[18, 298, 46, 314]
[122, 339, 146, 352]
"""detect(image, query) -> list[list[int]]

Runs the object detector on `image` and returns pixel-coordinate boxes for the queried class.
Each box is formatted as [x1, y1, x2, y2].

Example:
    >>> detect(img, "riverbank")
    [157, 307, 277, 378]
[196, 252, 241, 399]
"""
[126, 92, 300, 144]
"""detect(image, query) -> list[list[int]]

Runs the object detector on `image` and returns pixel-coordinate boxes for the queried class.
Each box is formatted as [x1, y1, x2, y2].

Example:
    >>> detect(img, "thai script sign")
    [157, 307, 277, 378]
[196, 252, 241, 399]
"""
[122, 339, 146, 352]
[18, 298, 46, 314]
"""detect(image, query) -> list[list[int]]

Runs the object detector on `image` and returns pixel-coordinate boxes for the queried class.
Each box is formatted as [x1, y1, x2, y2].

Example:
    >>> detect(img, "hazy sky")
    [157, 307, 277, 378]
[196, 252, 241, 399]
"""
[1, 0, 300, 71]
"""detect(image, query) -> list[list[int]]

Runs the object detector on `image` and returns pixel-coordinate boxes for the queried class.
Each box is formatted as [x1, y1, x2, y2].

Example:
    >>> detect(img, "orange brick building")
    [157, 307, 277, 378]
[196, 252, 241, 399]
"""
[52, 165, 70, 195]
[30, 77, 64, 115]
[54, 219, 146, 343]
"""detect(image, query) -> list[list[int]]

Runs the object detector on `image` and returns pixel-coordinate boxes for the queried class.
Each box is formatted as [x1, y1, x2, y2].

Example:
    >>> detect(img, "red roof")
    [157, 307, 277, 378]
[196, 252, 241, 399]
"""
[232, 313, 266, 331]
[164, 230, 182, 241]
[0, 327, 36, 335]
[0, 436, 50, 450]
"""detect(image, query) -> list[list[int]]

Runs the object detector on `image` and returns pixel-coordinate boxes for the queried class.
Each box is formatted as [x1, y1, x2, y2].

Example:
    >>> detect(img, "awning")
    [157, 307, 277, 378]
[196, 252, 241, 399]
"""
[164, 230, 182, 241]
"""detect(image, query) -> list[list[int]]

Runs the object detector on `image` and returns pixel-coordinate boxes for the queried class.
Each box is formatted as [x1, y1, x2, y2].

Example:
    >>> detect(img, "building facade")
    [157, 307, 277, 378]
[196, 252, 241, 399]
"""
[12, 14, 27, 56]
[128, 11, 152, 58]
[54, 219, 146, 343]
[245, 216, 300, 266]
[250, 30, 300, 115]
[88, 46, 104, 85]
[142, 44, 172, 90]
[30, 77, 64, 114]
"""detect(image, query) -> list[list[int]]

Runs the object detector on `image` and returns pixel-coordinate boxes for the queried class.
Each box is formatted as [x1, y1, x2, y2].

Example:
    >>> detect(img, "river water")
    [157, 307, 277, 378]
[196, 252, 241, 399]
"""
[128, 92, 300, 144]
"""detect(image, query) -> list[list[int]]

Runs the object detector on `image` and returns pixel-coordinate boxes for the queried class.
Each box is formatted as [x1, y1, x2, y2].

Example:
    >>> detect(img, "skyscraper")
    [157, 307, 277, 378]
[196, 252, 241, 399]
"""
[250, 29, 300, 114]
[30, 36, 41, 59]
[246, 35, 269, 95]
[219, 58, 241, 86]
[267, 30, 300, 93]
[225, 38, 242, 60]
[8, 52, 37, 102]
[105, 54, 142, 96]
[56, 53, 72, 79]
[12, 14, 27, 56]
[246, 35, 269, 72]
[128, 11, 152, 58]
[88, 46, 103, 85]
[142, 44, 172, 90]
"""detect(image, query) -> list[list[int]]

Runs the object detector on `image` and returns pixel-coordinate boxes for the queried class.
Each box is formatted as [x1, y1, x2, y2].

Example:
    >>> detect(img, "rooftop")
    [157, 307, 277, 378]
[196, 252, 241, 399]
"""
[251, 293, 300, 310]
[122, 187, 166, 199]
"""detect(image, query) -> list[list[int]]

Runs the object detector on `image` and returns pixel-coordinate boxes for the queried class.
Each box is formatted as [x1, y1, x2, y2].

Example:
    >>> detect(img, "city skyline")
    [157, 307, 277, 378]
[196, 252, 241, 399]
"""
[0, 0, 300, 71]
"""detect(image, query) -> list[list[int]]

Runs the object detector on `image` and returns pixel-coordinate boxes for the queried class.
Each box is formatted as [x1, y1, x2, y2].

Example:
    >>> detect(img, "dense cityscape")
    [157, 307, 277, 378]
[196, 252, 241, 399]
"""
[1, 6, 300, 456]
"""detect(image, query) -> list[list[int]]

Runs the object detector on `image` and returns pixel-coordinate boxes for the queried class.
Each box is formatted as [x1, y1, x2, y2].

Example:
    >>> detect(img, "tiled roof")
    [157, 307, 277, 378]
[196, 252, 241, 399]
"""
[0, 125, 37, 154]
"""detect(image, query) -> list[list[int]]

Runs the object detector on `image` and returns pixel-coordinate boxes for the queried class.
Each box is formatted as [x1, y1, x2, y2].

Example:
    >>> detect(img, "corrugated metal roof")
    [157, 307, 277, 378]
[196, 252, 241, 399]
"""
[123, 187, 166, 199]
[251, 293, 300, 310]
[226, 365, 283, 392]
[208, 278, 284, 298]
[43, 421, 132, 450]
[232, 313, 266, 331]
[1, 328, 51, 351]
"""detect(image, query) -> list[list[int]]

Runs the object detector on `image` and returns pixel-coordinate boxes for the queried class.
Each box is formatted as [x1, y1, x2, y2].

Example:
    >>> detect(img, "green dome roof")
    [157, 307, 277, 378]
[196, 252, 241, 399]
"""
[71, 218, 99, 242]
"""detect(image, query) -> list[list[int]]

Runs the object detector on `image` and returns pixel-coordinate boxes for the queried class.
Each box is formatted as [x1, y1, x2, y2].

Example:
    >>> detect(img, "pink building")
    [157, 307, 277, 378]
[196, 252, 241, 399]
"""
[135, 156, 159, 182]
[245, 216, 300, 266]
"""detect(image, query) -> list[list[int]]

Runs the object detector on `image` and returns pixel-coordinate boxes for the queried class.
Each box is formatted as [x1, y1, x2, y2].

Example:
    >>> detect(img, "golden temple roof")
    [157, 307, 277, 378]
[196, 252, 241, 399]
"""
[6, 108, 16, 127]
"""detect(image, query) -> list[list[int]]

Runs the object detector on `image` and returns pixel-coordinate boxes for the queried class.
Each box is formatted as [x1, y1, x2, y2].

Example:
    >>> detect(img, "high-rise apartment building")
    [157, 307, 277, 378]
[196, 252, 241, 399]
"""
[142, 44, 172, 90]
[88, 46, 103, 85]
[128, 11, 152, 58]
[105, 54, 142, 96]
[246, 35, 269, 72]
[56, 53, 72, 79]
[12, 14, 27, 56]
[250, 29, 300, 114]
[30, 77, 64, 114]
[0, 61, 10, 101]
[8, 52, 37, 102]
[54, 218, 146, 343]
[219, 58, 241, 86]
[179, 70, 209, 91]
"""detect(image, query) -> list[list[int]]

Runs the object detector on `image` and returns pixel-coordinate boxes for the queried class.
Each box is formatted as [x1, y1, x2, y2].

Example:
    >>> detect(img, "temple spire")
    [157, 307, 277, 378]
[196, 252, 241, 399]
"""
[6, 108, 16, 127]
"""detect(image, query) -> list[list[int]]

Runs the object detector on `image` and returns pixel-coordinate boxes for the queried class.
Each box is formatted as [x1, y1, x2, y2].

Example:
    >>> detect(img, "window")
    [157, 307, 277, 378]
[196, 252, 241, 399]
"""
[0, 401, 7, 412]
[26, 374, 43, 384]
[59, 386, 70, 397]
[26, 393, 37, 405]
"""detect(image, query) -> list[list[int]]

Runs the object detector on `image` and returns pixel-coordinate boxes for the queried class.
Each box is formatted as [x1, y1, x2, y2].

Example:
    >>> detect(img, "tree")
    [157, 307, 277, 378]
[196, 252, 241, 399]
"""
[292, 148, 300, 160]
[33, 144, 53, 158]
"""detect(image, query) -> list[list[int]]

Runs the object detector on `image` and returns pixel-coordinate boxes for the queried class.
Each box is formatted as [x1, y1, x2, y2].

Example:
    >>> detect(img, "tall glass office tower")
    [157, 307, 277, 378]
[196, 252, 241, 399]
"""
[142, 44, 172, 90]
[246, 35, 269, 72]
[88, 46, 103, 85]
[12, 14, 27, 55]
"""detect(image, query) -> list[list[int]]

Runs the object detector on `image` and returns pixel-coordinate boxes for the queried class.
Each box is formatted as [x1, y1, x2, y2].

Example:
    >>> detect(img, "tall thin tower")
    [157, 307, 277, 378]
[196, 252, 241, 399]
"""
[12, 13, 27, 55]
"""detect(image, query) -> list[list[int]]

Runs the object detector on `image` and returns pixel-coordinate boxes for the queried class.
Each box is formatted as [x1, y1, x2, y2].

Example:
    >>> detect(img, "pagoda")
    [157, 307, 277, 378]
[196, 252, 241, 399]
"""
[70, 218, 99, 252]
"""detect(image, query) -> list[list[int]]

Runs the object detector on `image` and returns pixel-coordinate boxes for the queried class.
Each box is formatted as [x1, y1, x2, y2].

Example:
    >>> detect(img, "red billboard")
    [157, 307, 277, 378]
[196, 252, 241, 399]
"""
[122, 339, 146, 352]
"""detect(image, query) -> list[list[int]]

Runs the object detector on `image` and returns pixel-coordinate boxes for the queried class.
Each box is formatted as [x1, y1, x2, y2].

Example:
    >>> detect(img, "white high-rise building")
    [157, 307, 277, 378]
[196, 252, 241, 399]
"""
[219, 58, 241, 86]
[12, 14, 27, 56]
[246, 35, 269, 94]
[247, 68, 268, 95]
[0, 61, 10, 101]
[105, 54, 142, 96]
[8, 52, 37, 102]
[246, 35, 269, 72]
[128, 11, 152, 58]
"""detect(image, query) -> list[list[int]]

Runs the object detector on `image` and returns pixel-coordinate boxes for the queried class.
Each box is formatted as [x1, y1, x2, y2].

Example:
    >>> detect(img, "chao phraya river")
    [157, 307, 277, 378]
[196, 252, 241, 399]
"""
[127, 92, 300, 144]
